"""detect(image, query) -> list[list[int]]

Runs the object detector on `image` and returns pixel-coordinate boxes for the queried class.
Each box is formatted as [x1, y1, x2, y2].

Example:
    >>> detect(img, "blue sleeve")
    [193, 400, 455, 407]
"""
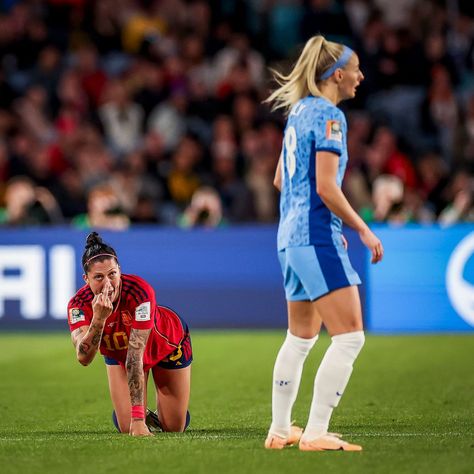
[314, 107, 345, 156]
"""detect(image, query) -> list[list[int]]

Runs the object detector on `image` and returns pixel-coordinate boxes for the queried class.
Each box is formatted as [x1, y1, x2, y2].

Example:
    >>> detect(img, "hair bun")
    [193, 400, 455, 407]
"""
[85, 232, 103, 249]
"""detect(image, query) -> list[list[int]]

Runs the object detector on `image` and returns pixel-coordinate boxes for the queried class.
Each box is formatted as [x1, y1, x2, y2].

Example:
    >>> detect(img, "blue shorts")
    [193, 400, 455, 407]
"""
[104, 314, 193, 370]
[278, 245, 361, 301]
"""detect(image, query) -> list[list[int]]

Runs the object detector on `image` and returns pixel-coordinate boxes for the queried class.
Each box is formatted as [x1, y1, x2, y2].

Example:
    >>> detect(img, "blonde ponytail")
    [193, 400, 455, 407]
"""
[264, 35, 344, 114]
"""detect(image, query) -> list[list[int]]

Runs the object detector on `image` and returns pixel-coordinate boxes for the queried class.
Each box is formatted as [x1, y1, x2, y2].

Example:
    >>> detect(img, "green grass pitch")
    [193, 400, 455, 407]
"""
[0, 331, 473, 474]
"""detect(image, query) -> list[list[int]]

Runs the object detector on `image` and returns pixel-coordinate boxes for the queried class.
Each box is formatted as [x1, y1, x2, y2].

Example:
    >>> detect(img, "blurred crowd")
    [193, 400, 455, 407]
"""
[0, 0, 473, 229]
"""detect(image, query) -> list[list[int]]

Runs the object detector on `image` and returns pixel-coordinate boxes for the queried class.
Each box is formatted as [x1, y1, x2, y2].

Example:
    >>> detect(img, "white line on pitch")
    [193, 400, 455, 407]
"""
[0, 432, 469, 442]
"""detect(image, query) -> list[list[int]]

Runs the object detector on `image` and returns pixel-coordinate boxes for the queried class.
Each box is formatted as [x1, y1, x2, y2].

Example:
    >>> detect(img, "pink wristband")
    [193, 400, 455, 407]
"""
[131, 405, 145, 419]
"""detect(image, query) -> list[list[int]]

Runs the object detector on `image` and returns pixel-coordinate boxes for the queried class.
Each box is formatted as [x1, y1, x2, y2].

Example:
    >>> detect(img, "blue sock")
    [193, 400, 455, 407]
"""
[184, 410, 191, 431]
[112, 410, 120, 432]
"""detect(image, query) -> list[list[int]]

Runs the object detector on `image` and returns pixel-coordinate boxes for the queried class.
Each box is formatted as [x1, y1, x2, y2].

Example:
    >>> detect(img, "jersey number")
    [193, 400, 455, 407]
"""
[284, 126, 297, 179]
[103, 332, 129, 351]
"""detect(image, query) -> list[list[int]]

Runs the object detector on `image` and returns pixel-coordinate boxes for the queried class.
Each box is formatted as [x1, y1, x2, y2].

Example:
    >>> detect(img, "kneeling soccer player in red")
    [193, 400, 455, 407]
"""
[67, 232, 192, 436]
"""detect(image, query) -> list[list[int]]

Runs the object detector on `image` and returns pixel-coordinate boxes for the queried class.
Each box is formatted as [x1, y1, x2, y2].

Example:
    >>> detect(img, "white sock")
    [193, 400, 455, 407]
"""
[269, 330, 318, 438]
[302, 330, 365, 441]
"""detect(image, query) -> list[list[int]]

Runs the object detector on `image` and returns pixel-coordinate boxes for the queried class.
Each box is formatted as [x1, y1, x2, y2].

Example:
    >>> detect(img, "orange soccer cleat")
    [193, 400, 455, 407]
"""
[299, 433, 362, 452]
[264, 425, 303, 449]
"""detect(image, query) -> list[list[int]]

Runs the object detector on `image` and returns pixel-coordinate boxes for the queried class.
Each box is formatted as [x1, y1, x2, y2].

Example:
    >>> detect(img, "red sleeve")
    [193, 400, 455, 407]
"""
[67, 286, 94, 332]
[122, 274, 157, 330]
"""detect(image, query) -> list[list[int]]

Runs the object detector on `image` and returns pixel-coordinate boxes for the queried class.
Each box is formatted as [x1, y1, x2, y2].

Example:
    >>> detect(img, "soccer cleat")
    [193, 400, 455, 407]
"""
[299, 433, 362, 452]
[146, 409, 164, 433]
[264, 425, 303, 449]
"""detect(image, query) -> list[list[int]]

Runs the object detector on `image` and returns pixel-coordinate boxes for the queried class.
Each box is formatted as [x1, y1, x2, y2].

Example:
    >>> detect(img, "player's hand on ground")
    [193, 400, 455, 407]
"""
[358, 227, 384, 264]
[129, 419, 153, 437]
[92, 281, 114, 320]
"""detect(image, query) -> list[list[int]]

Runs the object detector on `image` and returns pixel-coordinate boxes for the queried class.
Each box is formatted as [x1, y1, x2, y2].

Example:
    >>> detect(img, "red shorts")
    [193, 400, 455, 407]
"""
[104, 313, 192, 370]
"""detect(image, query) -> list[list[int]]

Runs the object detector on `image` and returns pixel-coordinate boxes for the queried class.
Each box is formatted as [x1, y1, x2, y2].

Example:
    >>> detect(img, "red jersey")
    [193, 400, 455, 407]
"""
[67, 274, 186, 371]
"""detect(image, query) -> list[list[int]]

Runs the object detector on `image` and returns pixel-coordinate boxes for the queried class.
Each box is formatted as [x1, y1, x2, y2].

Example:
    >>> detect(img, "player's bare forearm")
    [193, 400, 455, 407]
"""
[315, 151, 368, 233]
[125, 328, 151, 408]
[71, 318, 106, 366]
[318, 183, 368, 233]
[318, 180, 384, 263]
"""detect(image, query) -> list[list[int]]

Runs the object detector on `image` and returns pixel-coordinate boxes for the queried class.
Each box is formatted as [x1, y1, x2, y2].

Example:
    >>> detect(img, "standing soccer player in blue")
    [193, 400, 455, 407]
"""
[264, 35, 384, 451]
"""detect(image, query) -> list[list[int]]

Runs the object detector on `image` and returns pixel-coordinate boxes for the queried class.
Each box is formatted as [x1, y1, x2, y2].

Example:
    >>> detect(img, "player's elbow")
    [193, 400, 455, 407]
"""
[77, 355, 91, 366]
[316, 183, 331, 200]
[273, 176, 281, 191]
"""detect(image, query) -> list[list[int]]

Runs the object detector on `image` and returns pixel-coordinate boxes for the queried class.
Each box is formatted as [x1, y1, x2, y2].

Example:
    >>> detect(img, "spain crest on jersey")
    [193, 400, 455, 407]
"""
[121, 310, 132, 326]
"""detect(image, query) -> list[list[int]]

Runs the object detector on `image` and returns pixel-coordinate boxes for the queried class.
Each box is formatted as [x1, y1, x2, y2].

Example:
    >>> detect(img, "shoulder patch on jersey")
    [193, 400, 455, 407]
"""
[135, 302, 151, 321]
[326, 120, 342, 142]
[69, 308, 85, 324]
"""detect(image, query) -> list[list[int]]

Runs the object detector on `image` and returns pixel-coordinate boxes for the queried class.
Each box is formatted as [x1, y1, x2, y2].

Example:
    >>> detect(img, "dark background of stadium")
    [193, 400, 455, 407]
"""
[0, 0, 472, 229]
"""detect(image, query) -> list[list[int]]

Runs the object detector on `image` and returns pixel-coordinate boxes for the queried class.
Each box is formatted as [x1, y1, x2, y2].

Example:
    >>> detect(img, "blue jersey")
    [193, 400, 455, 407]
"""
[277, 95, 348, 251]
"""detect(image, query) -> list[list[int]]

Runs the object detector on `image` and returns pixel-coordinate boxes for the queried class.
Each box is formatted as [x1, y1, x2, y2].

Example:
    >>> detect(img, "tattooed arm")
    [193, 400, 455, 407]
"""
[70, 318, 107, 366]
[70, 284, 113, 366]
[126, 327, 152, 436]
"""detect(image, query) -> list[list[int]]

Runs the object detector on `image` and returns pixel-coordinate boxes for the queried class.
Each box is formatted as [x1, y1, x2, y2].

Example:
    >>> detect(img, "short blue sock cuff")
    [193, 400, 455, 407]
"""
[112, 410, 120, 432]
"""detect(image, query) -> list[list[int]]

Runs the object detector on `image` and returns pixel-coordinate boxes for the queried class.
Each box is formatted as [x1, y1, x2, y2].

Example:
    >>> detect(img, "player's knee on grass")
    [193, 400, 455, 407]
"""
[161, 417, 186, 432]
[161, 410, 191, 432]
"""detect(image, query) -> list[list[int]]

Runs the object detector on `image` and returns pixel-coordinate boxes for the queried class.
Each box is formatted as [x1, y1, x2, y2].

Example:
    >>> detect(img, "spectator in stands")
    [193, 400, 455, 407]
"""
[213, 32, 265, 91]
[72, 182, 129, 230]
[438, 168, 474, 224]
[0, 175, 62, 226]
[211, 137, 255, 222]
[165, 135, 203, 212]
[30, 45, 62, 107]
[181, 34, 213, 96]
[56, 69, 88, 119]
[72, 142, 113, 191]
[421, 65, 460, 164]
[121, 1, 167, 54]
[178, 186, 225, 229]
[301, 0, 353, 46]
[0, 140, 10, 185]
[232, 93, 258, 138]
[242, 128, 279, 222]
[109, 150, 164, 223]
[98, 79, 144, 157]
[371, 126, 418, 188]
[453, 93, 474, 167]
[422, 32, 459, 87]
[416, 151, 450, 216]
[74, 43, 108, 109]
[83, 0, 122, 55]
[371, 174, 404, 222]
[148, 87, 188, 153]
[14, 84, 55, 144]
[132, 60, 168, 120]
